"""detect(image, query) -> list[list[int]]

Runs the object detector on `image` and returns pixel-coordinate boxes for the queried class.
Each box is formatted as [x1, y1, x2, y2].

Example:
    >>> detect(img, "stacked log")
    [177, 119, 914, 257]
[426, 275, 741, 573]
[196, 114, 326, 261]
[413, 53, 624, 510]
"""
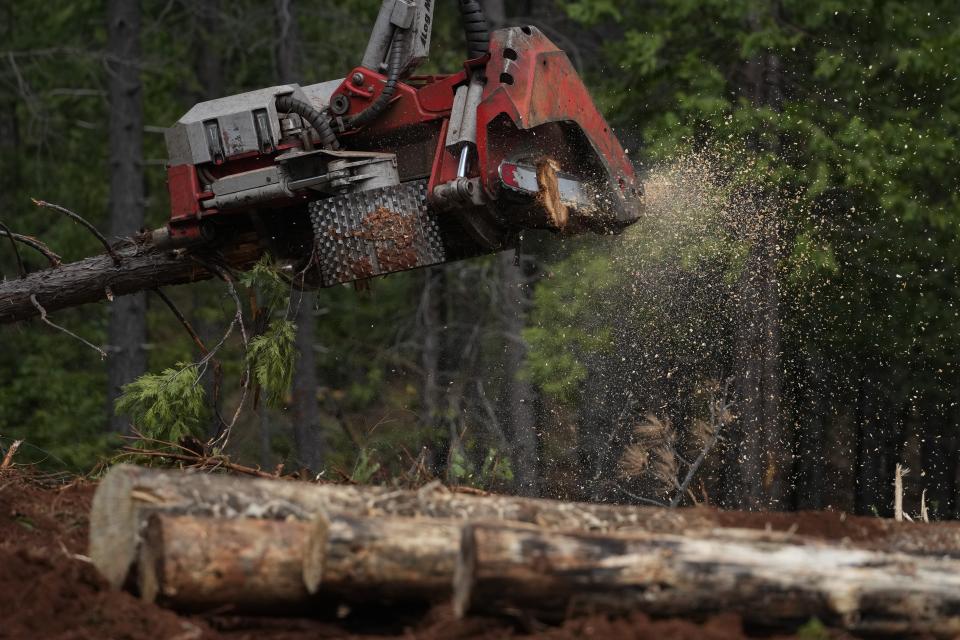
[454, 522, 960, 636]
[88, 464, 711, 589]
[89, 465, 960, 636]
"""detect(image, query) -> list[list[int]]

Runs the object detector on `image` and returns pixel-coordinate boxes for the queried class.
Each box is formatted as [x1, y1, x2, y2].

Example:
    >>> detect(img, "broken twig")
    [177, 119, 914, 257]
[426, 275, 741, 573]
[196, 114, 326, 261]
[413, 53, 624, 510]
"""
[894, 463, 908, 522]
[30, 294, 107, 359]
[1, 439, 23, 469]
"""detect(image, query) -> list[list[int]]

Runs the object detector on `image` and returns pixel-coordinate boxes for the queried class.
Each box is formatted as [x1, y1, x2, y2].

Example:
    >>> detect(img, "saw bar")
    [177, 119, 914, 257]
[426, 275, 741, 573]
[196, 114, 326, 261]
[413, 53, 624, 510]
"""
[497, 161, 596, 211]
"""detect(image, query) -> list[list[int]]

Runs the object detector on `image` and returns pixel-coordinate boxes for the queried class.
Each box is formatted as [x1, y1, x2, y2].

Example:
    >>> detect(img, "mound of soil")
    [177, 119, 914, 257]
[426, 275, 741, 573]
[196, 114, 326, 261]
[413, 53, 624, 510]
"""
[0, 471, 875, 639]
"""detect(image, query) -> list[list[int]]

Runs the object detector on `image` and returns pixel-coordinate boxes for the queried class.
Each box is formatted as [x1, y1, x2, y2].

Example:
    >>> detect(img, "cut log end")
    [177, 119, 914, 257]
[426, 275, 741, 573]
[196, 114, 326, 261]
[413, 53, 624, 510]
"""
[88, 464, 141, 589]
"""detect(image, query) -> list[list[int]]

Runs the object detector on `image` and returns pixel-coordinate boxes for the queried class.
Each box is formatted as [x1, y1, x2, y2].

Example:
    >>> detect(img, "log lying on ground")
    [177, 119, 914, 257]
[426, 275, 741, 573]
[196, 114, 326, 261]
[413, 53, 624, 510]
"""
[90, 465, 960, 591]
[138, 513, 462, 611]
[304, 514, 461, 602]
[454, 523, 960, 637]
[0, 232, 262, 324]
[138, 514, 311, 612]
[89, 464, 711, 588]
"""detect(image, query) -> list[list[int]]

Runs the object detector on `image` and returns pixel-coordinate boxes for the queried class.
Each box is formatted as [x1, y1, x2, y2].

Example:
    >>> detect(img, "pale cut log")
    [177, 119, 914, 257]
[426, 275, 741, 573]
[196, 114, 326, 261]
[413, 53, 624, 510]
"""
[89, 464, 709, 589]
[0, 232, 262, 324]
[454, 523, 960, 637]
[303, 514, 461, 601]
[138, 514, 311, 612]
[90, 465, 960, 591]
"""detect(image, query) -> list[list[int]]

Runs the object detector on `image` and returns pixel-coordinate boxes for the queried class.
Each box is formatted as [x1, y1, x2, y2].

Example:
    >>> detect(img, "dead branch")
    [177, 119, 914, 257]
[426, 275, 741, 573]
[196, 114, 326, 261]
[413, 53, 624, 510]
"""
[151, 288, 209, 356]
[1, 439, 23, 469]
[0, 229, 62, 266]
[670, 377, 734, 507]
[31, 198, 121, 265]
[30, 294, 107, 359]
[0, 221, 26, 277]
[116, 446, 276, 479]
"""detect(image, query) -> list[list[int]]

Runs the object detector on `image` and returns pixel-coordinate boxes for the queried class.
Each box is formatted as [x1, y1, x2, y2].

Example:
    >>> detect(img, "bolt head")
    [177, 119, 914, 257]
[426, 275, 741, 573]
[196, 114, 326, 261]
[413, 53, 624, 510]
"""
[351, 72, 365, 86]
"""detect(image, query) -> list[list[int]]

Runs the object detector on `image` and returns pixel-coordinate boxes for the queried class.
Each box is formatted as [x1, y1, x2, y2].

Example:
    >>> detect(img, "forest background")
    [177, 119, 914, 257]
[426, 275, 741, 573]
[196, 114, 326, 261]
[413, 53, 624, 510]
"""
[1, 0, 957, 518]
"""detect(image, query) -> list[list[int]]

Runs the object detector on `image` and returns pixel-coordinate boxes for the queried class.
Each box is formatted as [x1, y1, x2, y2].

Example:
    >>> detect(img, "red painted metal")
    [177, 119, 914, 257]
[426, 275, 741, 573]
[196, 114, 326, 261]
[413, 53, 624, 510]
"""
[167, 164, 203, 222]
[165, 26, 638, 234]
[474, 27, 638, 218]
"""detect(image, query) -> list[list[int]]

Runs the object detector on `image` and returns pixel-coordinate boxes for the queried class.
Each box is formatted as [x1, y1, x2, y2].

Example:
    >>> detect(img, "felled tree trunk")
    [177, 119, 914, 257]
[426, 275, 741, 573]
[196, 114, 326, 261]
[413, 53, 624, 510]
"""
[138, 514, 312, 612]
[137, 512, 462, 611]
[0, 233, 262, 324]
[304, 514, 460, 602]
[88, 464, 709, 588]
[454, 523, 960, 637]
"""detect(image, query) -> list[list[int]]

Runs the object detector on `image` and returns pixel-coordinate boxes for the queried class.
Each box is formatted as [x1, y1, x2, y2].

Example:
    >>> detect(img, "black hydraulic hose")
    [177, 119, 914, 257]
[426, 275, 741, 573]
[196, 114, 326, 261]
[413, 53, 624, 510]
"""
[458, 0, 490, 60]
[343, 26, 406, 130]
[275, 94, 341, 150]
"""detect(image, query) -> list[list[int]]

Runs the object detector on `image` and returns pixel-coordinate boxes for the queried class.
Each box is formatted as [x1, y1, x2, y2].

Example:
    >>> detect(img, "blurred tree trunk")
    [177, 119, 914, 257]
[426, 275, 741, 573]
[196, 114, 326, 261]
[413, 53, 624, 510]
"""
[190, 0, 225, 439]
[499, 252, 538, 496]
[795, 348, 827, 510]
[0, 3, 18, 231]
[274, 0, 322, 471]
[920, 393, 955, 519]
[854, 368, 906, 516]
[483, 0, 538, 496]
[195, 0, 224, 99]
[723, 4, 786, 509]
[106, 0, 147, 434]
[419, 267, 446, 475]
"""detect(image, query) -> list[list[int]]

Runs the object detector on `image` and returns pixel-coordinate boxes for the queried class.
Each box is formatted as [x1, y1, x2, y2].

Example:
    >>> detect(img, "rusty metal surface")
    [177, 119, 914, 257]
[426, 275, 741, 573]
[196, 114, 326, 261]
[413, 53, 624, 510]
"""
[309, 180, 446, 286]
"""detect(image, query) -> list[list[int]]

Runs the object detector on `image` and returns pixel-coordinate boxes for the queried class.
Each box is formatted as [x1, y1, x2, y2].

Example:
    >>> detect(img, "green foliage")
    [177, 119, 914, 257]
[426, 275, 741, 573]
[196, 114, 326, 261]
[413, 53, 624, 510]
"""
[239, 255, 290, 312]
[523, 248, 615, 402]
[114, 364, 208, 441]
[247, 319, 298, 407]
[350, 447, 382, 484]
[797, 618, 830, 640]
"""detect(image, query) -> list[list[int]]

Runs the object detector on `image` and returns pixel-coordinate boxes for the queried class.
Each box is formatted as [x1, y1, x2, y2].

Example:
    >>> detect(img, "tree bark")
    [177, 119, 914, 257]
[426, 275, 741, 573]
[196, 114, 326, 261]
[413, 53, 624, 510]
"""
[454, 522, 960, 636]
[0, 234, 262, 325]
[303, 514, 461, 602]
[138, 514, 312, 611]
[106, 0, 147, 433]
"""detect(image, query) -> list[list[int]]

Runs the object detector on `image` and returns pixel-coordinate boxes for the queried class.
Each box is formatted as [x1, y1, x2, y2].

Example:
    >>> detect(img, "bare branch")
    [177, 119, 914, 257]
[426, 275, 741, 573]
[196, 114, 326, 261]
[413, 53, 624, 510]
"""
[30, 294, 107, 359]
[31, 198, 122, 265]
[151, 288, 209, 356]
[670, 379, 735, 508]
[0, 220, 25, 277]
[0, 229, 62, 266]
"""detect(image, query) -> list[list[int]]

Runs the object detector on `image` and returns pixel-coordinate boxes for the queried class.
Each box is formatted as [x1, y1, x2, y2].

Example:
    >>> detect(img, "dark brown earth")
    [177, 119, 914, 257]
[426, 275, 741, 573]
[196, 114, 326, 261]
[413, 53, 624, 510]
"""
[5, 468, 934, 640]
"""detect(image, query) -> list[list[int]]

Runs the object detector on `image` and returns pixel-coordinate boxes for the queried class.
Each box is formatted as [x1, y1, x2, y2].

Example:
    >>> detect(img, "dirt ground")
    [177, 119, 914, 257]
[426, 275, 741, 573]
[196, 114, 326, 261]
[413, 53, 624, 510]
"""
[1, 469, 928, 640]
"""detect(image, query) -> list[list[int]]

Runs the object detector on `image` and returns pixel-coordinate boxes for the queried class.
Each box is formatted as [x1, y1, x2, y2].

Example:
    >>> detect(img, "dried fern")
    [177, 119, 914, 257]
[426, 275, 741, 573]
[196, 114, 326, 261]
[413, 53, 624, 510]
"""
[619, 414, 677, 490]
[619, 445, 650, 478]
